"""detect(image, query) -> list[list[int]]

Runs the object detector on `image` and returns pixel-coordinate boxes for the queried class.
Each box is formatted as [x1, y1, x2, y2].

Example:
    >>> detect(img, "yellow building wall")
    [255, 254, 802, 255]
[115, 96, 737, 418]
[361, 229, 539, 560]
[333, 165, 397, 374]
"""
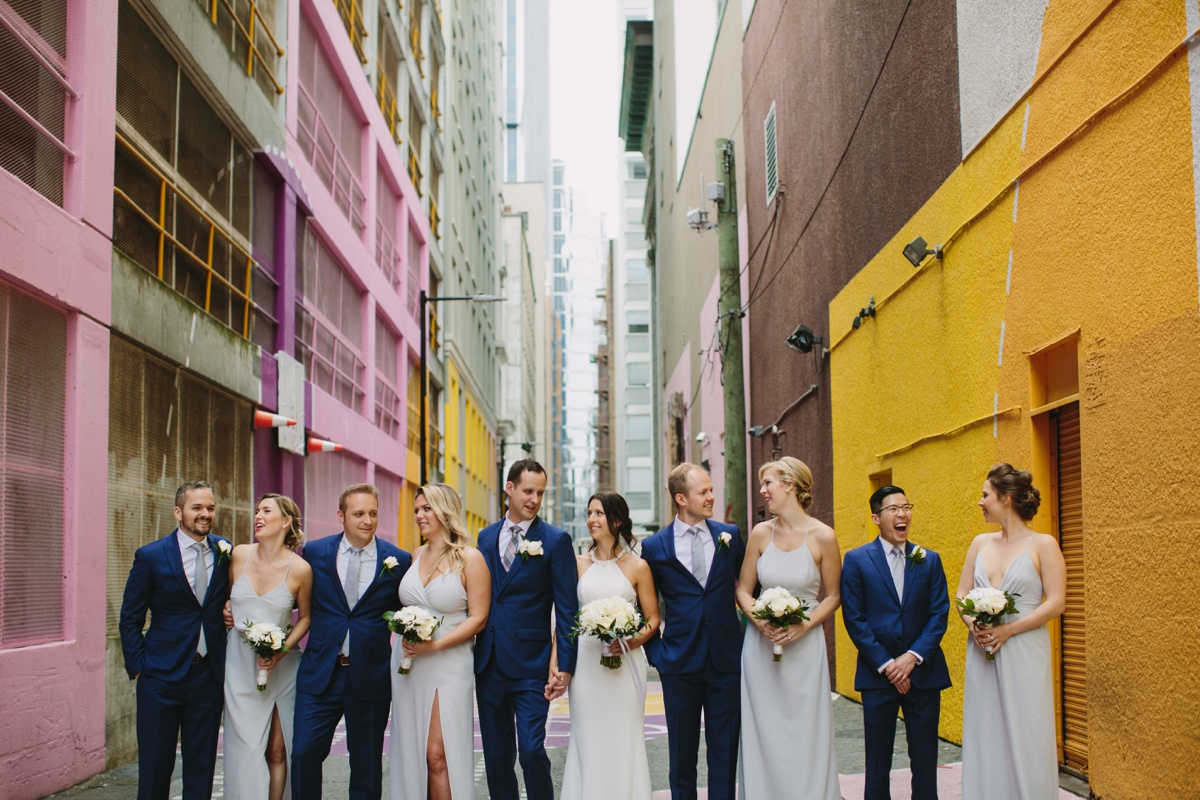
[829, 2, 1200, 796]
[444, 357, 496, 540]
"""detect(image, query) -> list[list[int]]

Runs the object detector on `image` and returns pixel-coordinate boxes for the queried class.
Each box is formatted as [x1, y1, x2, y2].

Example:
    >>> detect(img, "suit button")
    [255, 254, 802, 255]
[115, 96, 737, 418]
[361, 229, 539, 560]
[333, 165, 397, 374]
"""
[901, 611, 906, 617]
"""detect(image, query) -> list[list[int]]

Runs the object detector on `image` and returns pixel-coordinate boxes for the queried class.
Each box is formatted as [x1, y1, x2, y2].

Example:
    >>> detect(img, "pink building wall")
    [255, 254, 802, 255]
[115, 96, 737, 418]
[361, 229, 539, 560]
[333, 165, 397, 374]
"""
[0, 0, 118, 795]
[287, 0, 428, 540]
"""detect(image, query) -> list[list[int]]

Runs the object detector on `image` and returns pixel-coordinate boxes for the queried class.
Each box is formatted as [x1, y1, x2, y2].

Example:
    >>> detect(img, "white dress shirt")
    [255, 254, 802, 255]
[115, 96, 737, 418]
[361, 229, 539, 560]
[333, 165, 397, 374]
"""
[672, 516, 714, 577]
[500, 516, 534, 562]
[176, 528, 213, 656]
[876, 536, 924, 672]
[337, 535, 377, 656]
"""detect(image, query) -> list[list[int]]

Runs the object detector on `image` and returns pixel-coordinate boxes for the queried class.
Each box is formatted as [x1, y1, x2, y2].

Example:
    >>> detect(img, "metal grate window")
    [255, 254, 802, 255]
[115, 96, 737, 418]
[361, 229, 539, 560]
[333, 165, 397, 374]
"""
[375, 467, 401, 544]
[0, 282, 67, 649]
[296, 223, 365, 411]
[763, 101, 778, 206]
[193, 0, 286, 99]
[376, 181, 400, 286]
[303, 448, 366, 542]
[0, 0, 73, 205]
[374, 318, 401, 438]
[105, 338, 255, 639]
[406, 224, 421, 317]
[296, 9, 365, 231]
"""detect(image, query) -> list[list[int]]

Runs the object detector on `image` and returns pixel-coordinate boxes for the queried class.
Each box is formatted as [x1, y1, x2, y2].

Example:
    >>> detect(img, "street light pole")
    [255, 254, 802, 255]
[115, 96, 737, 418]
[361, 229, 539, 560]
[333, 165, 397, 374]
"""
[418, 292, 505, 487]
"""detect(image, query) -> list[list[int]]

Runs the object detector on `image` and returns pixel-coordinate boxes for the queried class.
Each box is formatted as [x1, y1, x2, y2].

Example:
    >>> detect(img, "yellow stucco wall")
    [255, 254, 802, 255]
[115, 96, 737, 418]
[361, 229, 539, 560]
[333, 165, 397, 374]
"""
[830, 1, 1200, 796]
[444, 358, 496, 538]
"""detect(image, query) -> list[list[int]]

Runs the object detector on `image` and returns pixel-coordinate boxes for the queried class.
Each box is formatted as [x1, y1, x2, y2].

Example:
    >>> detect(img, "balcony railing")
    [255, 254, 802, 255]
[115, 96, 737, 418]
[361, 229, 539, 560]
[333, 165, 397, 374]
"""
[428, 307, 440, 355]
[430, 87, 442, 133]
[376, 72, 402, 145]
[113, 132, 256, 339]
[205, 0, 285, 95]
[375, 377, 402, 438]
[406, 402, 420, 453]
[407, 141, 423, 197]
[295, 305, 365, 410]
[332, 0, 368, 64]
[296, 84, 366, 231]
[409, 12, 425, 77]
[430, 197, 441, 241]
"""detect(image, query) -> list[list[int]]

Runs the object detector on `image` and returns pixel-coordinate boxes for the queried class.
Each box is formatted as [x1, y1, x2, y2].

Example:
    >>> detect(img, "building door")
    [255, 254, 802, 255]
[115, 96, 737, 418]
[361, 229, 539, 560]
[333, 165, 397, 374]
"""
[1052, 402, 1088, 774]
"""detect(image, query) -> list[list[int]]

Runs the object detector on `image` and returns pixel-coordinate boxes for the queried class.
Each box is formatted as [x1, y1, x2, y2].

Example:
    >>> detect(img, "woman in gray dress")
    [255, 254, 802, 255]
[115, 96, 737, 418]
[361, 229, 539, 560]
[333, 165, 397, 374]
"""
[957, 464, 1066, 799]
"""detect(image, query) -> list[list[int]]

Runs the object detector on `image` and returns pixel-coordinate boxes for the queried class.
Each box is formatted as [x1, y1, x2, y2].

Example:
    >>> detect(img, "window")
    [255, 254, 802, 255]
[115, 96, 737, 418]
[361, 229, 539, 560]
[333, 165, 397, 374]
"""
[375, 318, 402, 438]
[0, 282, 67, 647]
[296, 10, 365, 230]
[0, 0, 70, 205]
[628, 362, 649, 386]
[627, 467, 652, 486]
[625, 386, 650, 406]
[376, 180, 400, 286]
[114, 0, 260, 338]
[764, 101, 778, 205]
[627, 334, 649, 353]
[627, 310, 649, 333]
[296, 224, 365, 410]
[204, 0, 285, 98]
[625, 492, 651, 509]
[628, 158, 647, 179]
[627, 258, 649, 283]
[304, 448, 367, 541]
[625, 439, 650, 457]
[628, 414, 651, 438]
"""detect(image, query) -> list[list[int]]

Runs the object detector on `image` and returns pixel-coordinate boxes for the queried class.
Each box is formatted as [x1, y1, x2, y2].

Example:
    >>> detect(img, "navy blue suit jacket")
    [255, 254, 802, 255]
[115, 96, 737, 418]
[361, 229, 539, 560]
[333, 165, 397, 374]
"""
[475, 517, 579, 678]
[119, 531, 232, 683]
[296, 533, 409, 699]
[641, 519, 744, 675]
[841, 538, 952, 692]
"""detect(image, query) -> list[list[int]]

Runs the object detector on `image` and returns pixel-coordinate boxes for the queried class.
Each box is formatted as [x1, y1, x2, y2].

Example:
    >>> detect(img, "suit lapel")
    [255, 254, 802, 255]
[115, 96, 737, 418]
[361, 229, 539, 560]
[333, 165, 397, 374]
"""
[163, 532, 198, 605]
[867, 538, 902, 607]
[900, 541, 917, 610]
[666, 524, 704, 590]
[328, 534, 351, 611]
[201, 534, 226, 606]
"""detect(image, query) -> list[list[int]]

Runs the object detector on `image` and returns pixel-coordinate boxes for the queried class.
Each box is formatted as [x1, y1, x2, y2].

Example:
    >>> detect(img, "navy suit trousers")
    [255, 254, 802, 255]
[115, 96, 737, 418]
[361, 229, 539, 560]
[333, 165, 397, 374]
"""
[660, 667, 740, 800]
[291, 665, 390, 800]
[135, 657, 222, 800]
[475, 661, 554, 800]
[861, 685, 941, 800]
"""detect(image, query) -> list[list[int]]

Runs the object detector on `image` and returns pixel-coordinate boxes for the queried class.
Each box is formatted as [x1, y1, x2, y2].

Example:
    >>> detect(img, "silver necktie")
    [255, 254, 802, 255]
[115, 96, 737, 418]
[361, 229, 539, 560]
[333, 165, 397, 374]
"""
[890, 545, 905, 602]
[690, 526, 708, 586]
[192, 541, 208, 657]
[342, 546, 363, 656]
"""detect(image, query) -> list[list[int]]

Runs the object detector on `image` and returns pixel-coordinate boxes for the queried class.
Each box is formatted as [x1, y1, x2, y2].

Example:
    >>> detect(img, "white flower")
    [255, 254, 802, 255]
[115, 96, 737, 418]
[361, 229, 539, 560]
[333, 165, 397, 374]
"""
[383, 556, 399, 569]
[966, 587, 1009, 616]
[217, 541, 232, 555]
[518, 540, 544, 558]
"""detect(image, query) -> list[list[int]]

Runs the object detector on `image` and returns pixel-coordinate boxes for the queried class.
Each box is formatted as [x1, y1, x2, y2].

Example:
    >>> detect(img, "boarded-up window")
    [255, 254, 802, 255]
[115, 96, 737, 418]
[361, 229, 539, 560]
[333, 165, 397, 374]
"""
[303, 448, 366, 542]
[375, 467, 401, 545]
[106, 337, 253, 639]
[375, 318, 401, 438]
[296, 9, 364, 230]
[0, 282, 67, 648]
[0, 0, 70, 204]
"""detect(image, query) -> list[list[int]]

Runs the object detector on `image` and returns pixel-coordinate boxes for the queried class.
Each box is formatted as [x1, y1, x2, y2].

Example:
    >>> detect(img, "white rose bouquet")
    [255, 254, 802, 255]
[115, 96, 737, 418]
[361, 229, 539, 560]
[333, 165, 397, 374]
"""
[384, 607, 442, 674]
[240, 620, 292, 691]
[751, 586, 810, 662]
[956, 587, 1020, 660]
[571, 596, 644, 670]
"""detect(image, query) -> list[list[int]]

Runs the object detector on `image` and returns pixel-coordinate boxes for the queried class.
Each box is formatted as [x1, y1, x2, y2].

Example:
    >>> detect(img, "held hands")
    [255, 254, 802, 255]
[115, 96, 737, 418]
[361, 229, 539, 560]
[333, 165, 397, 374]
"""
[256, 652, 285, 675]
[222, 601, 235, 630]
[972, 621, 1010, 655]
[544, 665, 572, 701]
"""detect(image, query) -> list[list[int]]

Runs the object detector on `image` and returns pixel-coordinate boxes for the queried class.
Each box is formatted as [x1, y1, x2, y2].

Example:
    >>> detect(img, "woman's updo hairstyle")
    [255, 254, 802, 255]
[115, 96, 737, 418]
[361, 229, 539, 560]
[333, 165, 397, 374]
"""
[258, 493, 305, 550]
[986, 463, 1041, 521]
[758, 456, 814, 510]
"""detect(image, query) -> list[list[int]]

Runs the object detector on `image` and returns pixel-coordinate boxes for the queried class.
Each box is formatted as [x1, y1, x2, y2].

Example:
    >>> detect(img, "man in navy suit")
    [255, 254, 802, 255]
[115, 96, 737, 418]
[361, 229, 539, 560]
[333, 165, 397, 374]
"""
[120, 481, 231, 800]
[290, 483, 410, 800]
[841, 485, 952, 800]
[641, 462, 744, 800]
[475, 459, 578, 800]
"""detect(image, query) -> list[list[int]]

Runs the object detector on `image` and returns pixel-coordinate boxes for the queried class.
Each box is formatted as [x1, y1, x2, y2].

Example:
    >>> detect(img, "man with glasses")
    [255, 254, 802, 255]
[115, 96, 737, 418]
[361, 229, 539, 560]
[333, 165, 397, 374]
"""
[841, 485, 952, 799]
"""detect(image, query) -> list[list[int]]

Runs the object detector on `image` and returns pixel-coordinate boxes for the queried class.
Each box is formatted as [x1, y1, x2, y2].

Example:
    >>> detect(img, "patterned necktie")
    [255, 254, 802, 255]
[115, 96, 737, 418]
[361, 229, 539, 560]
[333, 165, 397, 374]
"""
[191, 541, 208, 657]
[890, 545, 905, 602]
[689, 527, 708, 586]
[502, 525, 520, 572]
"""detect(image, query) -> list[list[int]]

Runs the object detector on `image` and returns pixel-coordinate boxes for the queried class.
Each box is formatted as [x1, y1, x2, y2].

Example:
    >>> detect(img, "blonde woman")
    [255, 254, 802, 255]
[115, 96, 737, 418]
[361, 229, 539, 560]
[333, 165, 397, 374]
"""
[736, 458, 841, 799]
[223, 494, 313, 800]
[390, 484, 491, 800]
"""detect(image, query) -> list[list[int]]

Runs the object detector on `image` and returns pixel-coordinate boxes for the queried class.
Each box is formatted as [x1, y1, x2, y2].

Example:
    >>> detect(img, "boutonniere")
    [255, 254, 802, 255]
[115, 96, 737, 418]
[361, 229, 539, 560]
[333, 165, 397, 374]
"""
[716, 532, 732, 554]
[906, 544, 926, 568]
[215, 540, 232, 567]
[378, 555, 400, 578]
[517, 539, 543, 561]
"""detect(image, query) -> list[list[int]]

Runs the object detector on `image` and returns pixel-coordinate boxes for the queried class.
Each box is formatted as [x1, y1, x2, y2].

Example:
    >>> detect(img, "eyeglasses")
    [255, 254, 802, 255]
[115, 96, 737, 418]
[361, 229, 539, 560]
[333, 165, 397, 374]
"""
[880, 504, 914, 515]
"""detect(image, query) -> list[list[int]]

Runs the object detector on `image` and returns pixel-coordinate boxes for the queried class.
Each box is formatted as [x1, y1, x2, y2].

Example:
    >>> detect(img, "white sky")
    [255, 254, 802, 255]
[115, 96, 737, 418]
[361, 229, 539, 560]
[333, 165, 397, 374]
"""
[548, 3, 624, 231]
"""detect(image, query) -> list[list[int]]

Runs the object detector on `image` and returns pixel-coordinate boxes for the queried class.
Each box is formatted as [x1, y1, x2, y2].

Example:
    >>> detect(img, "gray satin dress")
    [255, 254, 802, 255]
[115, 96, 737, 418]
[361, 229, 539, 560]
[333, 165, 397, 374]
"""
[962, 536, 1058, 799]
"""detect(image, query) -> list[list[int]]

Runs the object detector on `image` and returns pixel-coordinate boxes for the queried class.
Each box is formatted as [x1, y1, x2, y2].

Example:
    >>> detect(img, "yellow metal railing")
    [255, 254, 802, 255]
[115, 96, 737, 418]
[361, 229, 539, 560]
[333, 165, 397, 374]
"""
[208, 0, 285, 95]
[408, 141, 423, 197]
[409, 12, 425, 77]
[429, 306, 440, 355]
[377, 72, 402, 145]
[431, 86, 442, 133]
[332, 0, 369, 64]
[430, 197, 441, 241]
[113, 132, 256, 339]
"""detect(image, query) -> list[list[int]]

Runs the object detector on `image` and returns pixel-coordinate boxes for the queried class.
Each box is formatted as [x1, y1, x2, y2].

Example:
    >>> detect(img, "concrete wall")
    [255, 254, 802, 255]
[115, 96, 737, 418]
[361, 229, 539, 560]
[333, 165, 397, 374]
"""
[830, 1, 1200, 795]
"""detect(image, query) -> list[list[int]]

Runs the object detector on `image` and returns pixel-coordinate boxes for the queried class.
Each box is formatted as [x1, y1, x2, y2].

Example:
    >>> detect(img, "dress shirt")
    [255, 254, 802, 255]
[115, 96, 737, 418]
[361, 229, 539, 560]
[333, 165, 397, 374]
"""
[672, 516, 714, 578]
[500, 515, 534, 562]
[176, 528, 213, 656]
[337, 535, 377, 656]
[876, 536, 925, 673]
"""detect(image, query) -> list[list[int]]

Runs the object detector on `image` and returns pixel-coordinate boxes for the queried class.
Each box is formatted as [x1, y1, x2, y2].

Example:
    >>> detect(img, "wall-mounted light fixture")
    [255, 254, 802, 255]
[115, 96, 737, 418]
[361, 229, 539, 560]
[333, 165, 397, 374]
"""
[851, 297, 877, 330]
[785, 324, 825, 355]
[902, 235, 943, 267]
[695, 431, 708, 444]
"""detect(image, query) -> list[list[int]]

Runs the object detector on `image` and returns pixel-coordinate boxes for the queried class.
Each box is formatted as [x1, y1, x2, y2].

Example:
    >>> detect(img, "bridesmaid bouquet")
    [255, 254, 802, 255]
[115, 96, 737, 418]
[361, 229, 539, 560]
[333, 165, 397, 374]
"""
[240, 621, 292, 691]
[384, 607, 442, 674]
[956, 587, 1020, 660]
[751, 587, 810, 662]
[571, 596, 644, 670]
